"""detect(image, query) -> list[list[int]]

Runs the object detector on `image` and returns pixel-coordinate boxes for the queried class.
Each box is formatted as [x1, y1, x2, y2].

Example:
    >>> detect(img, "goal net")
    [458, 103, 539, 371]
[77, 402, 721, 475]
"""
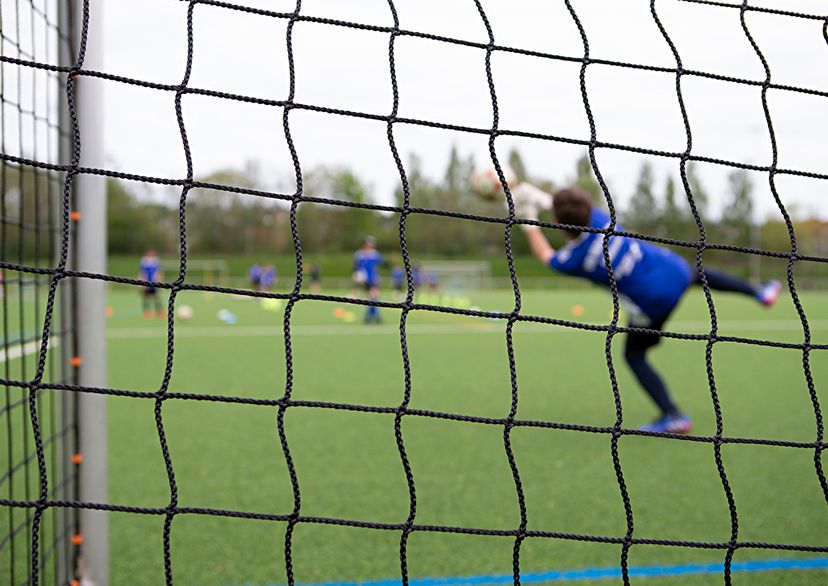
[2, 1, 828, 586]
[0, 0, 79, 584]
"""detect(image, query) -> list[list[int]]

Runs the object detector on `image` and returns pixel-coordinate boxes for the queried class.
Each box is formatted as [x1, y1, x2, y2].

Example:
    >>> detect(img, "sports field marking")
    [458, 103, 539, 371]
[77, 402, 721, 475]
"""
[232, 556, 828, 586]
[109, 319, 828, 340]
[0, 337, 58, 363]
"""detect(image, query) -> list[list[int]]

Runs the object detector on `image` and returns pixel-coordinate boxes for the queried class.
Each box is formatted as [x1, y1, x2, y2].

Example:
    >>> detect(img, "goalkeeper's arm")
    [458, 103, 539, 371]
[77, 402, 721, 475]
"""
[511, 182, 555, 265]
[524, 225, 555, 265]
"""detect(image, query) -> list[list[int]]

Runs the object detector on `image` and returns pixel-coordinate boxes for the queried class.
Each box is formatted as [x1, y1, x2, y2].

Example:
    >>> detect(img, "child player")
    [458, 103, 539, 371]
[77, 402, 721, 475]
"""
[260, 265, 277, 292]
[139, 249, 165, 319]
[507, 179, 781, 434]
[391, 264, 405, 300]
[353, 235, 385, 324]
[248, 263, 262, 290]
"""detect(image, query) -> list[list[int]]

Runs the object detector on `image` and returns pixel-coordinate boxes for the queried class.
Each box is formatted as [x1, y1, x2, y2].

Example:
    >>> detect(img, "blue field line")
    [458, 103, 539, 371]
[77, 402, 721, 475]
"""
[237, 557, 828, 586]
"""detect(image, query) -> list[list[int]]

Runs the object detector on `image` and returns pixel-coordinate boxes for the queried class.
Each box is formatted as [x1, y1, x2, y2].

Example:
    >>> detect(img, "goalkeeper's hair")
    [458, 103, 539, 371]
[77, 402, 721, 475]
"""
[553, 187, 592, 237]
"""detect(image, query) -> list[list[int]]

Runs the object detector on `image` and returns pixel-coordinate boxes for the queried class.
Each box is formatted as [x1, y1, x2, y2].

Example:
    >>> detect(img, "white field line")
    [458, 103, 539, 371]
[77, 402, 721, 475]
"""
[107, 319, 828, 340]
[0, 337, 58, 363]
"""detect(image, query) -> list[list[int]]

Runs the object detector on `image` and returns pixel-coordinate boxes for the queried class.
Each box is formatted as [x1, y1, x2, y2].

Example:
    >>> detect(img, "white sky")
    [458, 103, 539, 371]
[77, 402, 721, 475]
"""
[5, 0, 828, 220]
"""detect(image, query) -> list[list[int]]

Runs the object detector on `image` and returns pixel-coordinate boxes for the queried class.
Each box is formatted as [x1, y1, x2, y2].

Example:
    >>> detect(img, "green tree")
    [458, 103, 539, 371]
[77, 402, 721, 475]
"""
[185, 167, 297, 255]
[107, 179, 172, 255]
[334, 169, 377, 251]
[186, 168, 254, 254]
[663, 176, 681, 223]
[662, 175, 694, 242]
[107, 179, 139, 254]
[624, 162, 660, 234]
[444, 145, 473, 194]
[720, 169, 754, 247]
[685, 162, 709, 220]
[300, 166, 379, 252]
[507, 148, 529, 183]
[570, 153, 603, 204]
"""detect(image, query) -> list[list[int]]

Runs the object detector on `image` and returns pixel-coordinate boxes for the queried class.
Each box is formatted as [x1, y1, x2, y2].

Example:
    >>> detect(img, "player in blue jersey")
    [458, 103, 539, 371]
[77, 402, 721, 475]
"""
[391, 265, 405, 300]
[411, 265, 423, 290]
[260, 265, 277, 292]
[353, 235, 386, 324]
[139, 249, 164, 319]
[515, 185, 781, 434]
[248, 263, 262, 290]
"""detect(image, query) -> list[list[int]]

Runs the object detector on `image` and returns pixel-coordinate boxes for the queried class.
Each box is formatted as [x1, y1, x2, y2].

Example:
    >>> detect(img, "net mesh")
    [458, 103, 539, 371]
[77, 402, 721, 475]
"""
[0, 0, 78, 584]
[1, 0, 828, 585]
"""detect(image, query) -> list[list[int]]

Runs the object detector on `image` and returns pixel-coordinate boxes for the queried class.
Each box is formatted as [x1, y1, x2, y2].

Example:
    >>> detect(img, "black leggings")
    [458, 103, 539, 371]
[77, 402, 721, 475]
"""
[625, 267, 757, 416]
[691, 267, 757, 297]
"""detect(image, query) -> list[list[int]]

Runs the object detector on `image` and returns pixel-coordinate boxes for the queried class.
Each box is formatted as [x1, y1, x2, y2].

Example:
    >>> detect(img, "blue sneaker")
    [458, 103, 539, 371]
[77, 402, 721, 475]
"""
[639, 414, 692, 434]
[757, 280, 782, 307]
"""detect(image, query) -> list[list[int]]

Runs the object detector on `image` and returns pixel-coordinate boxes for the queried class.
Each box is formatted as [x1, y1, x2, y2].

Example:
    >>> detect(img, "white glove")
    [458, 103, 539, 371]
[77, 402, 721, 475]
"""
[510, 182, 552, 226]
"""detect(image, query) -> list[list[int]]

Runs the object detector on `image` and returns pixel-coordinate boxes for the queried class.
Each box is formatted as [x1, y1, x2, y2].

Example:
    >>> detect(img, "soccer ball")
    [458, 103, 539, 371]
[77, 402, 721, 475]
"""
[175, 304, 193, 320]
[470, 164, 516, 201]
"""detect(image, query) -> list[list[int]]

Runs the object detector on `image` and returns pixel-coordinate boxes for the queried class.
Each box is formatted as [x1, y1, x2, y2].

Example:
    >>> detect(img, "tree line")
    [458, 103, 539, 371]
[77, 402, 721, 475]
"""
[1, 151, 827, 280]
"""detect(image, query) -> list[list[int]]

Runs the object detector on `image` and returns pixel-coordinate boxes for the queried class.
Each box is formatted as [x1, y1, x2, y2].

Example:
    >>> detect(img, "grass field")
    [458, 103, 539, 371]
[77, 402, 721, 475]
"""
[3, 283, 828, 584]
[99, 283, 828, 585]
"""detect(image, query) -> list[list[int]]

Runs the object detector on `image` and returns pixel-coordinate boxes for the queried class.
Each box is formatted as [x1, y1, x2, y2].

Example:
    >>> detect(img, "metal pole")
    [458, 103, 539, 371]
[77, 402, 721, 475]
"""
[71, 0, 109, 584]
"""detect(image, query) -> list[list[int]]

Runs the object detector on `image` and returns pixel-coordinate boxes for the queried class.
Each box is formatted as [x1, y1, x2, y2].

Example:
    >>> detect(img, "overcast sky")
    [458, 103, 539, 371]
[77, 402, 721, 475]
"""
[8, 0, 828, 220]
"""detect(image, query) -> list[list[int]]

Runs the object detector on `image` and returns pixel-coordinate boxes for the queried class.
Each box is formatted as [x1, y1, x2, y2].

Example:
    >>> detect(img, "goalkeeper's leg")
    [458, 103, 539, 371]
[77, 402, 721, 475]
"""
[694, 267, 781, 306]
[625, 330, 680, 416]
[626, 325, 692, 434]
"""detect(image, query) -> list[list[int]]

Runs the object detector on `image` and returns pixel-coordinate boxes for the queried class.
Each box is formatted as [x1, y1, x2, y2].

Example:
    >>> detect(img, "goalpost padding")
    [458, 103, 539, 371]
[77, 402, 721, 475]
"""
[1, 1, 828, 586]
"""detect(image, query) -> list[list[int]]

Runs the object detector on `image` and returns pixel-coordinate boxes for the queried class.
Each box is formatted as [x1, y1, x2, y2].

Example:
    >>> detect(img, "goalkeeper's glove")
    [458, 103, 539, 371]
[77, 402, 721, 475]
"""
[509, 182, 552, 231]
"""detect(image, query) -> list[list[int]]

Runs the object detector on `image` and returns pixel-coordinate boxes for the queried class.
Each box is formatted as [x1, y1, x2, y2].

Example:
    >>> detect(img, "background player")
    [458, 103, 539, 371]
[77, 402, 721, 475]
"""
[511, 184, 781, 433]
[307, 264, 321, 293]
[138, 249, 164, 319]
[260, 264, 277, 292]
[390, 264, 405, 300]
[248, 263, 262, 290]
[353, 235, 385, 324]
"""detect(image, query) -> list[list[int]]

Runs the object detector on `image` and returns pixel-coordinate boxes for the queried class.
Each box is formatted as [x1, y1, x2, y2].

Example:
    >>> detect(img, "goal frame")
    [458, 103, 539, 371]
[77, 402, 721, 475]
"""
[60, 1, 109, 584]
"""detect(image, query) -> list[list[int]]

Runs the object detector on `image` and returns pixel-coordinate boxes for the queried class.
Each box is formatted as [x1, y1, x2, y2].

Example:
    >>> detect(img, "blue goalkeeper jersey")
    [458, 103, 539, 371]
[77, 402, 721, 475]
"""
[549, 208, 692, 321]
[354, 249, 384, 286]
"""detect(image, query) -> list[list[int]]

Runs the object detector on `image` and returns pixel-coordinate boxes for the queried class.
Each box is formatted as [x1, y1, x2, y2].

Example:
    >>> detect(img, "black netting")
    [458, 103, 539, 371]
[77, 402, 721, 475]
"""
[1, 0, 827, 585]
[0, 0, 78, 584]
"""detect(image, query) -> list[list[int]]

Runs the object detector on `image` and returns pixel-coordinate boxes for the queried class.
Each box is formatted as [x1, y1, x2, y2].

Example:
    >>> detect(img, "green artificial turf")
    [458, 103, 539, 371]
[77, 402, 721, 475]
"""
[3, 283, 828, 584]
[102, 284, 828, 585]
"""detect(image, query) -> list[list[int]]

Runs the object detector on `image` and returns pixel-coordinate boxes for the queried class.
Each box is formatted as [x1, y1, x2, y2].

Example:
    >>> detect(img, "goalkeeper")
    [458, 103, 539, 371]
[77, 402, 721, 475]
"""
[510, 182, 781, 434]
